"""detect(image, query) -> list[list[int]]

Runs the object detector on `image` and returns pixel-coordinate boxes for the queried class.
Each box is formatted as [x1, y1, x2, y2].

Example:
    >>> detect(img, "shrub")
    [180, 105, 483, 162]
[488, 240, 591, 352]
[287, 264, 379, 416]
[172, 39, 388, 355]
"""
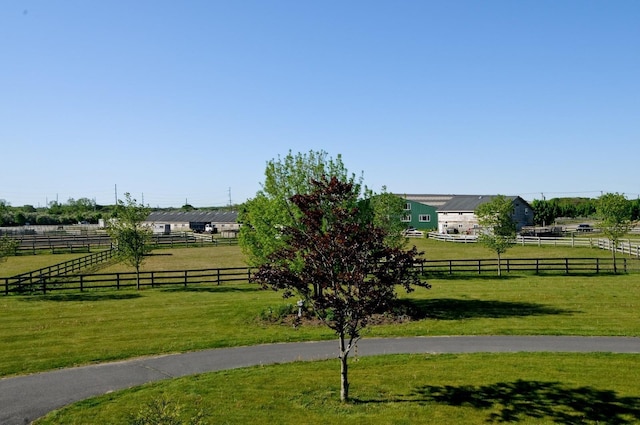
[128, 396, 207, 425]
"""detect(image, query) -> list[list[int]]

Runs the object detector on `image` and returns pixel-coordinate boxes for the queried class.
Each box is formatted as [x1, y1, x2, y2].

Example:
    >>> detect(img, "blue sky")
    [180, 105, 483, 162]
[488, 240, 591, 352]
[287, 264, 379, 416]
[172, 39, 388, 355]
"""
[2, 1, 638, 208]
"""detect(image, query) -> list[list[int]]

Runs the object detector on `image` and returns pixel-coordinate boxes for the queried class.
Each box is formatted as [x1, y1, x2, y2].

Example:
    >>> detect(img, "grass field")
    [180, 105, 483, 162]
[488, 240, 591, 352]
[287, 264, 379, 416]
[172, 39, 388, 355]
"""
[3, 239, 639, 424]
[37, 353, 640, 424]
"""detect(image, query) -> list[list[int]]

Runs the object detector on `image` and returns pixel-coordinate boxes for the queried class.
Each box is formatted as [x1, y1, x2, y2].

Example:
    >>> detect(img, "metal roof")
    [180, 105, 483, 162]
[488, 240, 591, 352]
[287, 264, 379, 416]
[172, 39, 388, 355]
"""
[399, 194, 455, 208]
[399, 194, 529, 212]
[146, 210, 238, 223]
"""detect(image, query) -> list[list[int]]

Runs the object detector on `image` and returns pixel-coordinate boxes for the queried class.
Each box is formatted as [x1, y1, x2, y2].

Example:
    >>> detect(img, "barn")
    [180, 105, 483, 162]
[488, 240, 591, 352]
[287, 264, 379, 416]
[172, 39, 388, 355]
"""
[399, 194, 533, 234]
[145, 211, 240, 236]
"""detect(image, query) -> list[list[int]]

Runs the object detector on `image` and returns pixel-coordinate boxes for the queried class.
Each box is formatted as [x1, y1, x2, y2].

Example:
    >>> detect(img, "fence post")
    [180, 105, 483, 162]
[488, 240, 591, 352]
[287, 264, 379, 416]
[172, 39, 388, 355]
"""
[80, 275, 84, 292]
[184, 270, 188, 288]
[535, 258, 539, 274]
[4, 278, 8, 296]
[117, 273, 120, 290]
[596, 258, 599, 274]
[151, 271, 155, 288]
[217, 269, 221, 285]
[565, 258, 569, 274]
[477, 260, 481, 274]
[624, 258, 627, 273]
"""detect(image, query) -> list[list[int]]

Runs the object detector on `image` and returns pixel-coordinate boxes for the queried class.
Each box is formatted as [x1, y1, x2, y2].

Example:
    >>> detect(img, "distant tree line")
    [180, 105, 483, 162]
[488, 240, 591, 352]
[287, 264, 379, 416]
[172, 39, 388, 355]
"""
[2, 195, 639, 229]
[0, 198, 240, 228]
[0, 198, 110, 227]
[530, 197, 640, 226]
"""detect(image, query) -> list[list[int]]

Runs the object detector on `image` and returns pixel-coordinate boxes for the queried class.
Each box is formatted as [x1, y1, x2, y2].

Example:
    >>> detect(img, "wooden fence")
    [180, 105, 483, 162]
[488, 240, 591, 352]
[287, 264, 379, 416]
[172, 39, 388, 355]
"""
[3, 266, 255, 295]
[14, 234, 113, 254]
[3, 257, 630, 296]
[10, 233, 238, 254]
[4, 249, 117, 294]
[419, 257, 628, 275]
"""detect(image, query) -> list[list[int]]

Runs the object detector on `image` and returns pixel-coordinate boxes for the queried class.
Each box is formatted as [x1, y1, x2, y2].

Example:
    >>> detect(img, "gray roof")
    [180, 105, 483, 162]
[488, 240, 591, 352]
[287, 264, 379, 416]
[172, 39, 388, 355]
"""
[147, 210, 238, 223]
[400, 194, 454, 208]
[399, 194, 529, 212]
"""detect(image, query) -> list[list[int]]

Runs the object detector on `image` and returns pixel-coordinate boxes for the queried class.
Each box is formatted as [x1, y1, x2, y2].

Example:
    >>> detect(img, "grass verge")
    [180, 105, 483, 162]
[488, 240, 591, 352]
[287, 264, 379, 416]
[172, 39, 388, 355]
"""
[35, 353, 640, 424]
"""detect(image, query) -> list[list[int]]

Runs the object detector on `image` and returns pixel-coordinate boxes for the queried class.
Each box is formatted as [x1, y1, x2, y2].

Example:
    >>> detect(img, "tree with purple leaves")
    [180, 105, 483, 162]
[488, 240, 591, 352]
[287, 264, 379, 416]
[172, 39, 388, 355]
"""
[252, 176, 429, 402]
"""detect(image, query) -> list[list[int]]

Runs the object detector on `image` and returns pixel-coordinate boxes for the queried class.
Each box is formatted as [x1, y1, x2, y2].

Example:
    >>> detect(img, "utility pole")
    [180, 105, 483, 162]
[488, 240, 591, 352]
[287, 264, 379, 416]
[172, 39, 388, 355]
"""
[228, 187, 232, 208]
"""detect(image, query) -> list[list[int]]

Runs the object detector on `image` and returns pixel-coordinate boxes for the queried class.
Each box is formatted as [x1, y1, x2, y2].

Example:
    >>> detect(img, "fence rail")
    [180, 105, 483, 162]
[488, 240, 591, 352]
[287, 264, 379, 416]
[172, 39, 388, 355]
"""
[3, 266, 255, 295]
[427, 232, 640, 258]
[3, 256, 631, 296]
[4, 249, 117, 294]
[419, 257, 627, 275]
[9, 233, 238, 254]
[14, 234, 113, 254]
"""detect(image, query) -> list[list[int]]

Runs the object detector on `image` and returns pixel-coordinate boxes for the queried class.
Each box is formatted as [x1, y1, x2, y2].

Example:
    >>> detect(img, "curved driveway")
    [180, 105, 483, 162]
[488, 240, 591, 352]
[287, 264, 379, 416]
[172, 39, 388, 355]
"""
[2, 336, 640, 425]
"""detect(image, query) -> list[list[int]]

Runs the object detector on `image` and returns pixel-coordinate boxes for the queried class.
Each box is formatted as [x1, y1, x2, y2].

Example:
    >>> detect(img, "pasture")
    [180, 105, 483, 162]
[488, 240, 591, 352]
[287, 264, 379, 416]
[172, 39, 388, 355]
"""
[2, 238, 638, 423]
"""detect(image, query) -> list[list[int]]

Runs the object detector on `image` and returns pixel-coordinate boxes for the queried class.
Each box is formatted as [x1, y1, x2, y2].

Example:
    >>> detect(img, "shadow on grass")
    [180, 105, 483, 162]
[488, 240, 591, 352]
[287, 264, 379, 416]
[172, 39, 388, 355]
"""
[397, 298, 576, 320]
[20, 292, 143, 302]
[406, 380, 640, 424]
[161, 285, 261, 293]
[422, 273, 526, 281]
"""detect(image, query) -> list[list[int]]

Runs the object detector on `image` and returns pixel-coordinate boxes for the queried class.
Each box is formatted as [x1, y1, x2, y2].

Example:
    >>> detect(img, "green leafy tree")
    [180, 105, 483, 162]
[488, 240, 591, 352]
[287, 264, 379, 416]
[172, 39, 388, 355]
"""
[0, 235, 19, 263]
[107, 193, 152, 289]
[252, 176, 428, 402]
[239, 150, 363, 269]
[531, 199, 556, 226]
[475, 195, 517, 276]
[597, 193, 635, 273]
[369, 187, 408, 249]
[0, 200, 9, 226]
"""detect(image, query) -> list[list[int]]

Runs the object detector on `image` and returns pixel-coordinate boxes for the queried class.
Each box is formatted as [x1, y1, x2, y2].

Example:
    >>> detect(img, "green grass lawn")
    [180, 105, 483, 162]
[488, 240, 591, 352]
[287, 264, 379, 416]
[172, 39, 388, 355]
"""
[3, 240, 639, 424]
[2, 267, 638, 377]
[0, 252, 93, 277]
[36, 353, 640, 424]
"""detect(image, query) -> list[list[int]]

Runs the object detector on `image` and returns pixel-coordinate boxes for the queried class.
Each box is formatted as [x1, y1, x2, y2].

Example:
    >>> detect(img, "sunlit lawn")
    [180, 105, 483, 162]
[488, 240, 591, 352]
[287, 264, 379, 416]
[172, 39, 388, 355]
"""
[1, 267, 638, 377]
[4, 239, 640, 424]
[36, 353, 640, 425]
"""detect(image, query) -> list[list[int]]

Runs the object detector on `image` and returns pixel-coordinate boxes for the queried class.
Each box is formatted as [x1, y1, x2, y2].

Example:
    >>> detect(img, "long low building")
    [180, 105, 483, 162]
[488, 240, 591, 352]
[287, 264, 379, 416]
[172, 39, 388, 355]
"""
[145, 210, 240, 236]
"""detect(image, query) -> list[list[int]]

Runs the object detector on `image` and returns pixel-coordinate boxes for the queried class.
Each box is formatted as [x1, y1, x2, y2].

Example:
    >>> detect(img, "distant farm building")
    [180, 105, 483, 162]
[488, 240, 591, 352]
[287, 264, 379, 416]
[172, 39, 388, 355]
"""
[398, 194, 534, 234]
[146, 211, 240, 237]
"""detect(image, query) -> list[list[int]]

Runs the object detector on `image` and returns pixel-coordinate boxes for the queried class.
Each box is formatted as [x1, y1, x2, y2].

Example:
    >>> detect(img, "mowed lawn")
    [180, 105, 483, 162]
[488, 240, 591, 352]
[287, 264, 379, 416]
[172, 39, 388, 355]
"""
[36, 353, 640, 425]
[1, 240, 638, 378]
[3, 239, 639, 424]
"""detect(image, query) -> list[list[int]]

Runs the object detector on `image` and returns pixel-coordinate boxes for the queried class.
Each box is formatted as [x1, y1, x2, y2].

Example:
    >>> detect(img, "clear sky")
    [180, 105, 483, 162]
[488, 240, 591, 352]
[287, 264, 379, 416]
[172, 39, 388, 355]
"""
[2, 1, 638, 208]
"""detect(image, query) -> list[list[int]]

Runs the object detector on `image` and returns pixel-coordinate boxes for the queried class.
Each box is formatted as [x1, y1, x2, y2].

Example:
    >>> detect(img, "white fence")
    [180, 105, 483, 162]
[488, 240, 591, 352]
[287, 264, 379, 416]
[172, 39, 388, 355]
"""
[427, 232, 640, 258]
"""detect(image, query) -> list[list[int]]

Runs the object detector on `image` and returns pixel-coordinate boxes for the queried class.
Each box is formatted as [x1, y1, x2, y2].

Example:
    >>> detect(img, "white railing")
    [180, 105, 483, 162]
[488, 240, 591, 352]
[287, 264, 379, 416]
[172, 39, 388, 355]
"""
[427, 232, 640, 258]
[427, 232, 478, 243]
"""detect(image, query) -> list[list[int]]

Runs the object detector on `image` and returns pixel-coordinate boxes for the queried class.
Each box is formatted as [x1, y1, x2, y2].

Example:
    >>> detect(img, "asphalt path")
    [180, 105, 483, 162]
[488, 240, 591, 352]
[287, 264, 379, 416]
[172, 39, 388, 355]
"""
[2, 336, 640, 425]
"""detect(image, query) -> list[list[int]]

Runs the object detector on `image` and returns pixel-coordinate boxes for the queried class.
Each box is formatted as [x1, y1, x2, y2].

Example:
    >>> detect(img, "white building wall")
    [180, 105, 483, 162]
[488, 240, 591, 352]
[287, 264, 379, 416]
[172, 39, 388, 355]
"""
[438, 212, 479, 234]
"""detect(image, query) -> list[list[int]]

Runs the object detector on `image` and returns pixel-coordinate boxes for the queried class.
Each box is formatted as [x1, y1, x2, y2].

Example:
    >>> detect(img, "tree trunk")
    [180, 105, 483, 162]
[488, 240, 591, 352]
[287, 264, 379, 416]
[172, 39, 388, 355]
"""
[136, 265, 140, 290]
[497, 253, 502, 277]
[339, 334, 350, 402]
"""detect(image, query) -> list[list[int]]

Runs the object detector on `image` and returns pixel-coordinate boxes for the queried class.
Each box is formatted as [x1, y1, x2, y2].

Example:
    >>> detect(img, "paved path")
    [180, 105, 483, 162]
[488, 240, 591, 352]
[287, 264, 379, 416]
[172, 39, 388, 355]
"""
[2, 336, 639, 425]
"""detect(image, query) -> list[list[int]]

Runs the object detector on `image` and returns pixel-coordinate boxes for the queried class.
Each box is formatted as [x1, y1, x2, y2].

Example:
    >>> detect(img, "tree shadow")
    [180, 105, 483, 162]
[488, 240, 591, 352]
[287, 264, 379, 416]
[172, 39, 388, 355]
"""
[19, 292, 143, 302]
[409, 380, 640, 424]
[161, 286, 261, 293]
[422, 273, 526, 281]
[397, 298, 576, 320]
